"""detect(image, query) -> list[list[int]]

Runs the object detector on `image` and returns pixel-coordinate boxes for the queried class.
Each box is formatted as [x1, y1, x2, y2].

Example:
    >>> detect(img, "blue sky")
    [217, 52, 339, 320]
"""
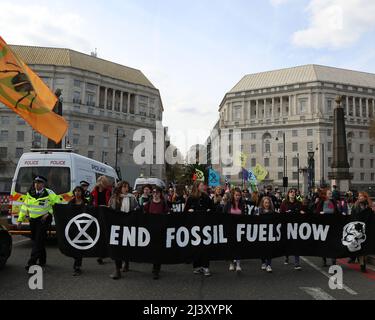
[1, 0, 375, 153]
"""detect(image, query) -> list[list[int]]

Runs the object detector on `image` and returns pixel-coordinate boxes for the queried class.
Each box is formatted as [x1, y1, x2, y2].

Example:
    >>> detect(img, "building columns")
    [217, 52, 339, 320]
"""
[120, 92, 124, 113]
[127, 93, 131, 114]
[346, 96, 350, 117]
[272, 97, 275, 119]
[263, 99, 267, 119]
[104, 87, 108, 109]
[256, 100, 259, 120]
[366, 98, 369, 118]
[289, 96, 292, 117]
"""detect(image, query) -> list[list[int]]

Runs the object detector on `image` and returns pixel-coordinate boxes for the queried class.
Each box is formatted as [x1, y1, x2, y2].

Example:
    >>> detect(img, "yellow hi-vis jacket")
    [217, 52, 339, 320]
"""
[17, 189, 61, 222]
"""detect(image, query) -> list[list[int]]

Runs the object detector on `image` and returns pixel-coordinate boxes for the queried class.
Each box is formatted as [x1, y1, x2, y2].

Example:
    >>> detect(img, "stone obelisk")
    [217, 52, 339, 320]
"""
[328, 96, 353, 191]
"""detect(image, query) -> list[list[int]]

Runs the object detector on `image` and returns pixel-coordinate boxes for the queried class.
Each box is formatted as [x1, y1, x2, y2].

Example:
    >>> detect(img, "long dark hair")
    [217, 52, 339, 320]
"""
[231, 188, 243, 209]
[191, 181, 204, 199]
[112, 181, 130, 207]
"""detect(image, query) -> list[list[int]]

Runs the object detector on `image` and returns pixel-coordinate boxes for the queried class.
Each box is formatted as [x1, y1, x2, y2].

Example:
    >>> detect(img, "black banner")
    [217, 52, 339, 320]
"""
[54, 205, 375, 264]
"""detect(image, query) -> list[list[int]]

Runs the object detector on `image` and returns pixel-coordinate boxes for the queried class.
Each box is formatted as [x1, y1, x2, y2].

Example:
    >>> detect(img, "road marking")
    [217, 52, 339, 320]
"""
[301, 257, 358, 296]
[300, 287, 336, 300]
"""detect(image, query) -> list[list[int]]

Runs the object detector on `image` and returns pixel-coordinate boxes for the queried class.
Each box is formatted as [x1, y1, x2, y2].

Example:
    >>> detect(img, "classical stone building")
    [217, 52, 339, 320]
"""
[208, 65, 375, 193]
[0, 45, 165, 191]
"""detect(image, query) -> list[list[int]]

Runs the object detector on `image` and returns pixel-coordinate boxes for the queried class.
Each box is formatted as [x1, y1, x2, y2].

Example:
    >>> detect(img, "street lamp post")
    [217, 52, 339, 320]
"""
[297, 153, 300, 192]
[316, 144, 325, 187]
[308, 151, 315, 194]
[276, 132, 287, 194]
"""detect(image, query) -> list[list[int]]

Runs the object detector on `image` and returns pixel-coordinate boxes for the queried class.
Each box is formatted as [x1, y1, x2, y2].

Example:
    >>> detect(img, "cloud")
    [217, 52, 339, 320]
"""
[0, 3, 92, 52]
[292, 0, 375, 49]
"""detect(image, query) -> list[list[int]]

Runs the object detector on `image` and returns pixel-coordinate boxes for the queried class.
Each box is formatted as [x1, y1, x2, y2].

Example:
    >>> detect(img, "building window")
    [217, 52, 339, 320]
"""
[103, 124, 109, 133]
[370, 159, 374, 169]
[327, 129, 332, 137]
[293, 172, 299, 180]
[292, 130, 298, 137]
[86, 83, 98, 92]
[328, 142, 332, 152]
[327, 100, 333, 114]
[360, 159, 364, 168]
[0, 147, 7, 159]
[292, 143, 298, 152]
[307, 129, 313, 136]
[371, 173, 375, 181]
[251, 144, 256, 153]
[73, 91, 81, 104]
[15, 148, 23, 158]
[278, 143, 283, 153]
[17, 131, 24, 142]
[74, 80, 82, 88]
[359, 131, 363, 139]
[370, 145, 374, 154]
[251, 158, 256, 167]
[265, 142, 271, 153]
[0, 130, 9, 142]
[86, 93, 96, 107]
[348, 143, 352, 153]
[350, 158, 354, 167]
[88, 136, 94, 146]
[73, 134, 80, 146]
[89, 123, 95, 131]
[360, 144, 364, 153]
[73, 121, 80, 129]
[299, 99, 308, 114]
[360, 173, 365, 181]
[264, 158, 270, 167]
[88, 151, 94, 159]
[233, 106, 242, 120]
[307, 142, 314, 152]
[1, 116, 9, 125]
[278, 158, 284, 167]
[278, 172, 283, 180]
[251, 133, 256, 140]
[293, 157, 299, 167]
[103, 137, 109, 148]
[328, 157, 332, 167]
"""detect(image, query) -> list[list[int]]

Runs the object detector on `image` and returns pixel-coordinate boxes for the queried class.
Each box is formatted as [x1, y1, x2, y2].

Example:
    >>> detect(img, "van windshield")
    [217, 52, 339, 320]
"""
[15, 167, 71, 195]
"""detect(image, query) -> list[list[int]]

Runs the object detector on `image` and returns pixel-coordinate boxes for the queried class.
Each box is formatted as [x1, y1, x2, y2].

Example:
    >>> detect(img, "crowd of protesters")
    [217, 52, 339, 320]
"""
[66, 176, 375, 280]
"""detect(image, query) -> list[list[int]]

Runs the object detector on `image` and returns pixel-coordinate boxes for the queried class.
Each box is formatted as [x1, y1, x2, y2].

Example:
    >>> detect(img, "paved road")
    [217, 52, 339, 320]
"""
[0, 236, 374, 300]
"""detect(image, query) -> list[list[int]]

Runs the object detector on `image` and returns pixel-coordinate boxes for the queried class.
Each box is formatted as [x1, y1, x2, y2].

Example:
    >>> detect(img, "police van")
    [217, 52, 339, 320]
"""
[9, 150, 119, 234]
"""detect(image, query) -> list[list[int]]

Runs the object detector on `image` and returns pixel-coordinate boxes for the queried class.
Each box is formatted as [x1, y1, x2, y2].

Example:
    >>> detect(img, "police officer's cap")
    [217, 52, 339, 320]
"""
[34, 176, 47, 183]
[80, 180, 90, 187]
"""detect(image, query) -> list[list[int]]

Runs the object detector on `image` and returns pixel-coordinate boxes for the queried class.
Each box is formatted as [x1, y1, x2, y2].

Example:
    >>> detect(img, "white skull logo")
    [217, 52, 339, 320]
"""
[342, 222, 367, 253]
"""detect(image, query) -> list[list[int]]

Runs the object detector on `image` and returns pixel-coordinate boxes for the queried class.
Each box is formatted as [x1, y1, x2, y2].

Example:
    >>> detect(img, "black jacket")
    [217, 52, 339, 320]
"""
[184, 193, 213, 213]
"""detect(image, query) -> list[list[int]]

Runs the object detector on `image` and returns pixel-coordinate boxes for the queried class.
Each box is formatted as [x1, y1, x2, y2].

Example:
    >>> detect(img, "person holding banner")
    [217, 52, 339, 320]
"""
[92, 176, 112, 265]
[351, 192, 374, 273]
[68, 186, 89, 276]
[258, 196, 275, 273]
[170, 185, 186, 213]
[280, 188, 304, 270]
[185, 182, 214, 277]
[108, 181, 140, 280]
[212, 187, 224, 214]
[139, 185, 152, 207]
[144, 186, 170, 280]
[224, 188, 246, 272]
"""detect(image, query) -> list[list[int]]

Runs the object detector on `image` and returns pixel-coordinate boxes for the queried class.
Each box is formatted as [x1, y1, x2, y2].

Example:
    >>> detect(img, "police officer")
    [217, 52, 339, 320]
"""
[17, 176, 61, 271]
[80, 180, 93, 205]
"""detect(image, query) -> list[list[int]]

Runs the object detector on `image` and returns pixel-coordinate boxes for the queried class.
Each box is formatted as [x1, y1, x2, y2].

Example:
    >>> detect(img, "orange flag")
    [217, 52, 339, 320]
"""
[0, 36, 68, 143]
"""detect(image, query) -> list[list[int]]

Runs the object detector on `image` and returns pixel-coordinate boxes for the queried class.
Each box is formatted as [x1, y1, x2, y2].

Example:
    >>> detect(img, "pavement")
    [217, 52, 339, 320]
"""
[0, 235, 374, 300]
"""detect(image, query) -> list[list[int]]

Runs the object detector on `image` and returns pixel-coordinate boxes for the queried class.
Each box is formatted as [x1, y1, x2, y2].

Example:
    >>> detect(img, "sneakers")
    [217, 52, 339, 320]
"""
[261, 264, 267, 270]
[110, 269, 121, 280]
[294, 265, 302, 271]
[203, 268, 212, 277]
[266, 266, 273, 273]
[235, 265, 242, 272]
[97, 258, 105, 265]
[193, 267, 203, 274]
[284, 258, 289, 265]
[229, 263, 235, 271]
